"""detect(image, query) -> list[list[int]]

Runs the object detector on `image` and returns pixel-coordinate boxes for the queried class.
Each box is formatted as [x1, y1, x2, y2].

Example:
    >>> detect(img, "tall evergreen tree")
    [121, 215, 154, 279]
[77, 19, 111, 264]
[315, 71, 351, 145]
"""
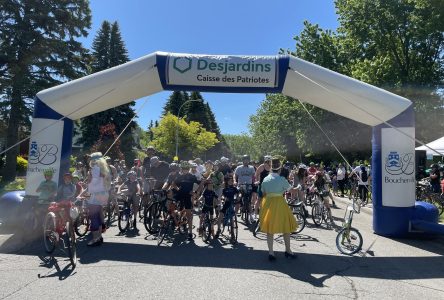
[79, 21, 136, 162]
[162, 91, 186, 116]
[183, 92, 211, 129]
[0, 0, 91, 182]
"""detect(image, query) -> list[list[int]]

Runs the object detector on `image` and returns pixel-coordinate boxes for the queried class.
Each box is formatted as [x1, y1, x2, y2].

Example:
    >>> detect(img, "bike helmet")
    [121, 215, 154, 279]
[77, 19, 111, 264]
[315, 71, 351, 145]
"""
[213, 160, 221, 166]
[43, 169, 54, 176]
[190, 162, 198, 168]
[169, 163, 179, 171]
[180, 161, 190, 169]
[220, 156, 229, 163]
[242, 154, 250, 161]
[264, 155, 272, 162]
[127, 170, 137, 177]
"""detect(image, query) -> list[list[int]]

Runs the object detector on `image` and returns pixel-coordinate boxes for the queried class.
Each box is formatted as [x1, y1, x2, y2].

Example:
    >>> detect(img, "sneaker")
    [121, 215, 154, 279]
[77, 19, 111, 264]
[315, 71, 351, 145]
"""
[101, 224, 106, 233]
[188, 233, 193, 241]
[214, 229, 221, 239]
[249, 215, 255, 224]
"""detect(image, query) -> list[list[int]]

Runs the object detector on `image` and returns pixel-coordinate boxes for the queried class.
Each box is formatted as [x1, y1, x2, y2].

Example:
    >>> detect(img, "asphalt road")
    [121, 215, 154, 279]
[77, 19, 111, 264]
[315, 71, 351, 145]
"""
[0, 196, 443, 300]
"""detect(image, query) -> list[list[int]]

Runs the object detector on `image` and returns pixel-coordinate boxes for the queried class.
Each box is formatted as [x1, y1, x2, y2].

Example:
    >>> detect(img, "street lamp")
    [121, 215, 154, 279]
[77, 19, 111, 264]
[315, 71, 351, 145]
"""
[175, 99, 203, 161]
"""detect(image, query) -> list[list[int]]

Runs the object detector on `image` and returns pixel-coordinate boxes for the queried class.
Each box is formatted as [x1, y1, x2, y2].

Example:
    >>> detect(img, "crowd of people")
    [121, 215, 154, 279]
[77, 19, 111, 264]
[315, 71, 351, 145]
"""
[35, 145, 373, 259]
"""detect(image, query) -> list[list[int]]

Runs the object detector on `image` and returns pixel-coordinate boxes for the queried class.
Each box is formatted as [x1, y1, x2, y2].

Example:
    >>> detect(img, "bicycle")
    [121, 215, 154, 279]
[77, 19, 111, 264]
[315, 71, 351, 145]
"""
[139, 177, 157, 220]
[336, 198, 363, 255]
[157, 200, 188, 246]
[144, 189, 166, 234]
[43, 200, 78, 267]
[199, 204, 216, 243]
[221, 200, 238, 244]
[311, 188, 333, 227]
[118, 190, 139, 233]
[416, 178, 444, 216]
[73, 196, 90, 237]
[238, 183, 253, 224]
[287, 199, 306, 234]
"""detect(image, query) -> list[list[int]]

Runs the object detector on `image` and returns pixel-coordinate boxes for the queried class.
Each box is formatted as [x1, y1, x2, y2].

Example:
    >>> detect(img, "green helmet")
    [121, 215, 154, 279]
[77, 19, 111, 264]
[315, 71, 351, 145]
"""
[180, 161, 190, 169]
[43, 169, 54, 176]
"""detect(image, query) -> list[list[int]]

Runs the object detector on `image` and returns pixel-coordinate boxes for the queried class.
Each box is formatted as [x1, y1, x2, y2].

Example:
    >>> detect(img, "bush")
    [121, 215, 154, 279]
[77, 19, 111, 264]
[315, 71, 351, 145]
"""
[16, 156, 28, 175]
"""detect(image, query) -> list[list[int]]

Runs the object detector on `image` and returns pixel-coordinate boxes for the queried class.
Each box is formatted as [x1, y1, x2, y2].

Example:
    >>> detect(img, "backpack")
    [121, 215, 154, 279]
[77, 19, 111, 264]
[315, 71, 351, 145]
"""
[360, 167, 368, 182]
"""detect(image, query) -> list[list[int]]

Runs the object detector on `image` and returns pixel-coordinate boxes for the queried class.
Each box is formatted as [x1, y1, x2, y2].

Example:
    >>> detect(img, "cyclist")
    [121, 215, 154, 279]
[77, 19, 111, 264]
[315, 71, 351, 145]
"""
[162, 163, 180, 190]
[172, 161, 202, 241]
[149, 156, 170, 190]
[118, 170, 141, 231]
[214, 176, 239, 240]
[430, 164, 441, 193]
[234, 155, 256, 223]
[142, 146, 156, 194]
[198, 179, 218, 236]
[254, 155, 272, 216]
[208, 160, 225, 209]
[190, 162, 203, 181]
[290, 164, 308, 204]
[219, 157, 233, 177]
[56, 173, 76, 202]
[307, 162, 317, 177]
[36, 169, 57, 204]
[312, 170, 333, 224]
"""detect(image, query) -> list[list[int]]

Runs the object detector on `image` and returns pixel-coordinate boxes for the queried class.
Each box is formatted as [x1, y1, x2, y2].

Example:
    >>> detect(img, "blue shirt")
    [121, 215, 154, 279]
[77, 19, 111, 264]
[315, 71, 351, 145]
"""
[261, 173, 291, 195]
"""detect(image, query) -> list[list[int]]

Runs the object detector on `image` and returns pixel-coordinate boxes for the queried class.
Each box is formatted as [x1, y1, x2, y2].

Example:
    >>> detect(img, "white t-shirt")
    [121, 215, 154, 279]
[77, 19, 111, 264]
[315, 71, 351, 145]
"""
[337, 167, 345, 180]
[88, 165, 106, 193]
[354, 166, 369, 185]
[234, 165, 255, 185]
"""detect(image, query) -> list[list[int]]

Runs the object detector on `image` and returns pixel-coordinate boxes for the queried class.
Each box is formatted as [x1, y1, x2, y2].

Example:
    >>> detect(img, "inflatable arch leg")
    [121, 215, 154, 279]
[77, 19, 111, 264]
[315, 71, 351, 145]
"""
[372, 105, 415, 237]
[25, 98, 73, 196]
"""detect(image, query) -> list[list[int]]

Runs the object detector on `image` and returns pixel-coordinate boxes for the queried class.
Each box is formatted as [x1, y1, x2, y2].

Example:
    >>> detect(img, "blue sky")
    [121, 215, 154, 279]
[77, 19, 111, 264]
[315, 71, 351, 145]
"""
[83, 0, 339, 134]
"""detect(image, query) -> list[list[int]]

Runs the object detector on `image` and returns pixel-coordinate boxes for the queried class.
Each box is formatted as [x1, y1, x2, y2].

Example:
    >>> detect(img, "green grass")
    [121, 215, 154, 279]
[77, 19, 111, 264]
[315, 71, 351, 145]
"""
[0, 177, 26, 196]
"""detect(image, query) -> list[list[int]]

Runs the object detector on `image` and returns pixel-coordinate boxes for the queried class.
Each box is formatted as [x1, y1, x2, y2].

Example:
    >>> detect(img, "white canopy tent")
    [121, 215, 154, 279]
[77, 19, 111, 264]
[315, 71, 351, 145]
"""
[415, 136, 444, 156]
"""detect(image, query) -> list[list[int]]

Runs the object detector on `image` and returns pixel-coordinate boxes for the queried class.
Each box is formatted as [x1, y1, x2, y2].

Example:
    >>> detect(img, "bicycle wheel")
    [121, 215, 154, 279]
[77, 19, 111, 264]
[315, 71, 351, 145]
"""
[43, 212, 57, 254]
[336, 227, 363, 255]
[202, 216, 212, 243]
[292, 212, 306, 234]
[65, 221, 77, 267]
[230, 215, 238, 243]
[74, 213, 90, 237]
[178, 214, 188, 235]
[144, 202, 161, 234]
[118, 207, 130, 233]
[311, 203, 322, 226]
[157, 219, 171, 246]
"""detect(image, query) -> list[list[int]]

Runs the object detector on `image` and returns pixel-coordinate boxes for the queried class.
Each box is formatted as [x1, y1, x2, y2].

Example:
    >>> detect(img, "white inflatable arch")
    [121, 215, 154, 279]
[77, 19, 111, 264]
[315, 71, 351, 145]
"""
[27, 52, 415, 237]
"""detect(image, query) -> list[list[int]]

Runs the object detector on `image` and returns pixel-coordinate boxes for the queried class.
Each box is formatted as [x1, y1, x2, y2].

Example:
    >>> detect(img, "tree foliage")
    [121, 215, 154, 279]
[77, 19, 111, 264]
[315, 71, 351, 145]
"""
[0, 0, 91, 181]
[150, 113, 218, 161]
[79, 21, 136, 162]
[223, 133, 260, 161]
[251, 0, 444, 163]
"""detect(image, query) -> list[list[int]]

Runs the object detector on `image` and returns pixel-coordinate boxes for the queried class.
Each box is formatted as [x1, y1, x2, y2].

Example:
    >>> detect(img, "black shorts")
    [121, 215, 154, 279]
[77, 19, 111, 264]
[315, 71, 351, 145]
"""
[202, 205, 214, 216]
[177, 193, 192, 210]
[221, 200, 234, 214]
[252, 185, 258, 193]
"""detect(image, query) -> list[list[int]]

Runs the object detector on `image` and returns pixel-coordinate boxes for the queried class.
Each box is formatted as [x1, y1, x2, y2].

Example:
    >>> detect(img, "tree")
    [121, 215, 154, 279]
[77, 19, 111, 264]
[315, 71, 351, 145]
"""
[79, 21, 136, 162]
[0, 0, 91, 182]
[151, 113, 218, 160]
[223, 133, 260, 161]
[91, 123, 124, 160]
[335, 0, 444, 143]
[250, 0, 444, 162]
[162, 91, 186, 116]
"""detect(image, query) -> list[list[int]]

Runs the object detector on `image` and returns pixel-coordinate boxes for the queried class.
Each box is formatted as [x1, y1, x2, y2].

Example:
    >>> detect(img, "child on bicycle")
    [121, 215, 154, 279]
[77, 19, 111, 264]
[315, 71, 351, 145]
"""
[214, 176, 239, 239]
[56, 173, 76, 202]
[118, 170, 140, 230]
[312, 171, 334, 223]
[36, 169, 57, 204]
[198, 179, 218, 236]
